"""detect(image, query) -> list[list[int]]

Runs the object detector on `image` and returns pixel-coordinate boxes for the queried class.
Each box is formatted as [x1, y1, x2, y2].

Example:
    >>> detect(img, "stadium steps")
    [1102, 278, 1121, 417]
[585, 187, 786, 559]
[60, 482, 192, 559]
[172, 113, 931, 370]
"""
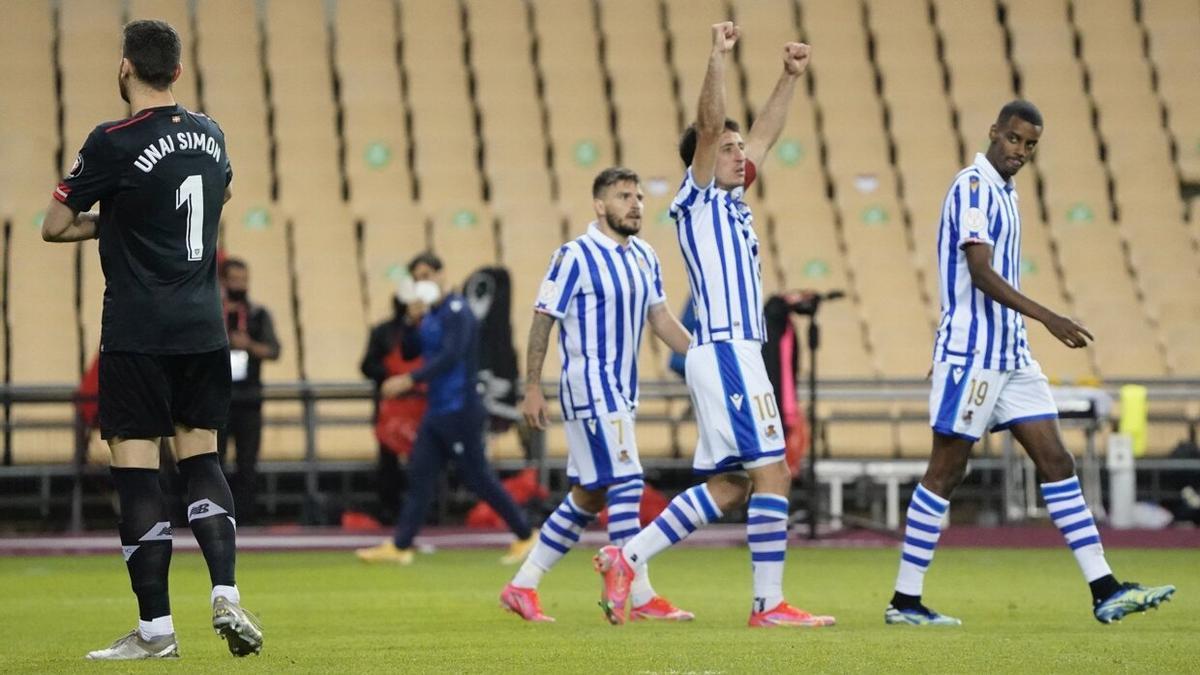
[333, 0, 417, 218]
[399, 0, 485, 211]
[1003, 0, 1165, 378]
[764, 0, 876, 379]
[529, 0, 617, 227]
[1067, 0, 1176, 375]
[1140, 0, 1200, 186]
[864, 0, 956, 327]
[803, 0, 931, 378]
[464, 0, 555, 218]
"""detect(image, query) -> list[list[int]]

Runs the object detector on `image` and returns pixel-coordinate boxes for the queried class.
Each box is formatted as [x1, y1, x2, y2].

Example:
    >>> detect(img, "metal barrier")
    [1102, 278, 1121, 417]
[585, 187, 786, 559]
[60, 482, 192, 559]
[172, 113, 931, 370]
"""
[3, 379, 1200, 531]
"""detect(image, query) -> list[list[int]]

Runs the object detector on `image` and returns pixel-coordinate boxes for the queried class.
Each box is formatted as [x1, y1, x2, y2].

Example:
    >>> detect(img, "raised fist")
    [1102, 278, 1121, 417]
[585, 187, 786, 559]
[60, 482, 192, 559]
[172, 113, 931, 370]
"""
[783, 42, 811, 76]
[712, 21, 740, 53]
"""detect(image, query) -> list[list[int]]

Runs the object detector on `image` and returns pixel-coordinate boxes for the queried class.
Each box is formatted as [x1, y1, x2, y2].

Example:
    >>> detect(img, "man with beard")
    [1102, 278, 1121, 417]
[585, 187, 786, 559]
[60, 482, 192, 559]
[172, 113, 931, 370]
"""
[498, 167, 695, 623]
[42, 20, 262, 658]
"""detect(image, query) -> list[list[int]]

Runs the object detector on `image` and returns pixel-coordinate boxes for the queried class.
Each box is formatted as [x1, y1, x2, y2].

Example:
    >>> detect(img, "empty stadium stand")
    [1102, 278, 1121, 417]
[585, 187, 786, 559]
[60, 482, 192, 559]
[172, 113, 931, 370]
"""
[2, 0, 1198, 470]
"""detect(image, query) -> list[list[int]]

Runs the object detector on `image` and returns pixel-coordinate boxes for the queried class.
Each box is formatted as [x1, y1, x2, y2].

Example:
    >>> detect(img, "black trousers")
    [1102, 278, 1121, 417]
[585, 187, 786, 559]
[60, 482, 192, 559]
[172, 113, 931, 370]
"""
[392, 403, 531, 548]
[376, 444, 407, 524]
[218, 403, 262, 525]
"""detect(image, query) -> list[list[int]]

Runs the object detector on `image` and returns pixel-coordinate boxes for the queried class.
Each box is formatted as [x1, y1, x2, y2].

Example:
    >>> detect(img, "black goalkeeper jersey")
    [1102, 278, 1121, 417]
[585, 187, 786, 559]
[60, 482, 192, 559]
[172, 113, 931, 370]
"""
[54, 104, 233, 355]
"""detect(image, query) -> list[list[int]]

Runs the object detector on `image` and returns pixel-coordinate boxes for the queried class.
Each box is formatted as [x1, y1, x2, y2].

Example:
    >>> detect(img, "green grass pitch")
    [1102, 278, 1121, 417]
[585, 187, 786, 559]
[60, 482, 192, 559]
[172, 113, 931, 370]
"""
[3, 546, 1196, 673]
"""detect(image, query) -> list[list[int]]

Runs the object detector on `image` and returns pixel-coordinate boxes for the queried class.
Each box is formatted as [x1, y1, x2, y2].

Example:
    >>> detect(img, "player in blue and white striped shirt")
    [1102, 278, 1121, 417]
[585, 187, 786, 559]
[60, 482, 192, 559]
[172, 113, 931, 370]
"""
[595, 23, 835, 629]
[501, 167, 695, 623]
[886, 100, 1174, 626]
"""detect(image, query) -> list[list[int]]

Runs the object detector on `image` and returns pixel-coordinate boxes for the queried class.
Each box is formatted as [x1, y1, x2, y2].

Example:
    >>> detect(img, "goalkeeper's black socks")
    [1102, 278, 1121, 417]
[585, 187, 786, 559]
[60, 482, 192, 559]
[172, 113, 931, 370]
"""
[112, 467, 174, 622]
[178, 453, 238, 588]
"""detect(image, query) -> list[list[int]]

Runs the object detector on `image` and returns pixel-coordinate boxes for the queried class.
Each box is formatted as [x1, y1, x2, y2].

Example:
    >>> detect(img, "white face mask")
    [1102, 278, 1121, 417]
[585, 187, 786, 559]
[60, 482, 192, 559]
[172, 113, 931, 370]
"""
[396, 275, 442, 305]
[412, 280, 441, 305]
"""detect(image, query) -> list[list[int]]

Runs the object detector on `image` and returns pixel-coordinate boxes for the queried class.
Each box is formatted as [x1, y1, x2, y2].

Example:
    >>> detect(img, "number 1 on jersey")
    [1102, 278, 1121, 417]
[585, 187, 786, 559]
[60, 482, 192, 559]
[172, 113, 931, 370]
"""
[176, 174, 204, 261]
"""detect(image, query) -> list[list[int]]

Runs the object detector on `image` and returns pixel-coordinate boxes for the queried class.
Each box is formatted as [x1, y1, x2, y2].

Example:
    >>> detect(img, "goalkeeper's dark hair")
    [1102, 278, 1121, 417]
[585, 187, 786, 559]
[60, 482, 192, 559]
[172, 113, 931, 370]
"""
[122, 20, 182, 90]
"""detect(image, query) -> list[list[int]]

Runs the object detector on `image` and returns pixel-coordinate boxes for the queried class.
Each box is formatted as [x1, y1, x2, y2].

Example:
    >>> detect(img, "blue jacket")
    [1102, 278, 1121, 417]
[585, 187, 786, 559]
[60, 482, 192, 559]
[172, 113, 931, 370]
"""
[405, 293, 480, 416]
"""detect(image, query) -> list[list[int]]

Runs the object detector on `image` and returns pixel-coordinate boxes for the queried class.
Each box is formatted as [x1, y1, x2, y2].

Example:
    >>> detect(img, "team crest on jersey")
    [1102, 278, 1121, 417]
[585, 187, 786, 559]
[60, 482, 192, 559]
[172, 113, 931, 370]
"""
[636, 255, 651, 275]
[618, 450, 632, 464]
[67, 153, 84, 178]
[538, 280, 558, 304]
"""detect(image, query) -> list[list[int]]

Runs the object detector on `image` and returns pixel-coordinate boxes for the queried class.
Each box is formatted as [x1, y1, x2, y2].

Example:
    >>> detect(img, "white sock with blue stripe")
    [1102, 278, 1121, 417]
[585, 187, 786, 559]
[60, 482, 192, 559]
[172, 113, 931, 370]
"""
[1040, 476, 1112, 582]
[747, 494, 790, 613]
[606, 480, 657, 607]
[894, 484, 949, 597]
[623, 484, 721, 569]
[511, 493, 595, 589]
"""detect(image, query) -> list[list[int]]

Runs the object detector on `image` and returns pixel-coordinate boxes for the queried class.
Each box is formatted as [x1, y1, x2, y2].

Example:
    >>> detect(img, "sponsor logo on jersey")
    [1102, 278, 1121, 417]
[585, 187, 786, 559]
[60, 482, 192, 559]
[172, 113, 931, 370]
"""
[765, 424, 779, 440]
[962, 409, 974, 424]
[586, 419, 598, 435]
[618, 450, 632, 464]
[952, 367, 965, 384]
[537, 280, 558, 304]
[730, 393, 744, 410]
[969, 176, 980, 192]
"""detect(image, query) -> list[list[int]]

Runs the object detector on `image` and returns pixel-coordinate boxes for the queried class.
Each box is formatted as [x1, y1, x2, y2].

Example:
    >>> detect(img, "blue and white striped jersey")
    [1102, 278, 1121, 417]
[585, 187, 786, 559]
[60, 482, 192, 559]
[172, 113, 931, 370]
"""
[933, 153, 1033, 371]
[670, 169, 766, 346]
[534, 223, 667, 421]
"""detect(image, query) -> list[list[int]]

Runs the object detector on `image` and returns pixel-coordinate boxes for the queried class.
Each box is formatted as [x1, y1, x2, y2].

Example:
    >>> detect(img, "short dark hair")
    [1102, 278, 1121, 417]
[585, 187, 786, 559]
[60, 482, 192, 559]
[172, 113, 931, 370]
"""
[220, 257, 247, 277]
[122, 20, 181, 90]
[591, 167, 640, 198]
[678, 118, 741, 167]
[408, 251, 443, 274]
[996, 100, 1043, 128]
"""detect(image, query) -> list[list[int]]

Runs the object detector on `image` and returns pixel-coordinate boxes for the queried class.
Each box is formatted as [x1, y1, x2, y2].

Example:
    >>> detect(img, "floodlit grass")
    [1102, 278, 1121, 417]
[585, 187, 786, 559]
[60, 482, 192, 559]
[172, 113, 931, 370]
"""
[2, 546, 1196, 673]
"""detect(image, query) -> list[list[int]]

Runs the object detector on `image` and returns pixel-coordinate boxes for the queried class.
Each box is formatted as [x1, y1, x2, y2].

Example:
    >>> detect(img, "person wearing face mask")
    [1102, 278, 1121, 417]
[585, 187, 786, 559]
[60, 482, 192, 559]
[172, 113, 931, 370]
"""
[360, 290, 427, 525]
[356, 252, 535, 566]
[219, 257, 281, 526]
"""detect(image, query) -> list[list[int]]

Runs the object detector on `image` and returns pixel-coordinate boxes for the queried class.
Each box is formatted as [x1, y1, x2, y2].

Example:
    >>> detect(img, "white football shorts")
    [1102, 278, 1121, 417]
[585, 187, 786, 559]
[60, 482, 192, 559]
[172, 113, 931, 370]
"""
[564, 410, 643, 489]
[685, 339, 786, 474]
[929, 360, 1059, 441]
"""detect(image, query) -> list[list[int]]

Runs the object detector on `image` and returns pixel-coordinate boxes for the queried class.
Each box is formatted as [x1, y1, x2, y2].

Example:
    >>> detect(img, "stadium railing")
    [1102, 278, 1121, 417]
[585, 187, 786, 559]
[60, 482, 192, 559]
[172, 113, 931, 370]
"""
[2, 380, 1199, 532]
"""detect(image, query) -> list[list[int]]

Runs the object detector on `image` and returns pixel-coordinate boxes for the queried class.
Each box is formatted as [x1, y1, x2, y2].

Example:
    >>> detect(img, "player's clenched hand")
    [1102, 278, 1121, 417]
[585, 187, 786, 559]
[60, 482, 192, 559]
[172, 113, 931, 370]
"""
[1043, 313, 1094, 349]
[712, 21, 740, 53]
[783, 42, 811, 76]
[521, 386, 550, 431]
